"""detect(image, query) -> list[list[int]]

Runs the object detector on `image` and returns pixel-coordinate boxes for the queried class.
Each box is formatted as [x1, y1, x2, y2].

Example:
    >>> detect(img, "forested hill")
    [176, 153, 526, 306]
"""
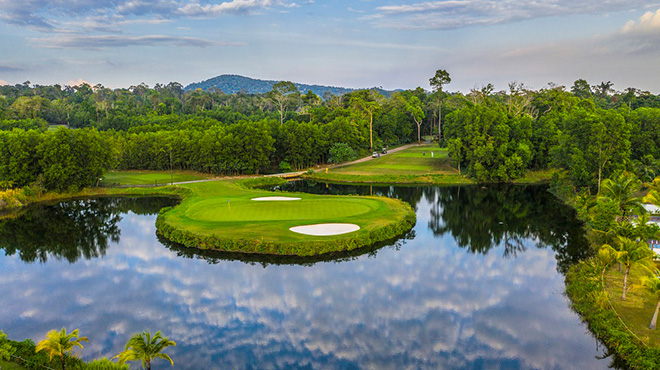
[185, 74, 358, 96]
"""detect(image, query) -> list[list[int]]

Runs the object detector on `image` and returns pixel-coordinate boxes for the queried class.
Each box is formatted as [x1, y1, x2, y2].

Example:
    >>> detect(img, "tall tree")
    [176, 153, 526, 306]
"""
[115, 331, 175, 370]
[35, 328, 89, 370]
[269, 81, 300, 125]
[641, 273, 660, 329]
[429, 69, 451, 142]
[349, 89, 381, 150]
[405, 95, 425, 143]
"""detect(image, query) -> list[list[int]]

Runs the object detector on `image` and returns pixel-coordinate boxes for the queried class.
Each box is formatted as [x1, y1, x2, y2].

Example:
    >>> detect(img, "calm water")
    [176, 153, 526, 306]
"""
[0, 184, 621, 369]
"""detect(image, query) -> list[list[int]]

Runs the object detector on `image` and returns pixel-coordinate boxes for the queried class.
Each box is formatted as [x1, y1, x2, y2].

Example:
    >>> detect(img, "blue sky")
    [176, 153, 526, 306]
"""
[1, 0, 660, 92]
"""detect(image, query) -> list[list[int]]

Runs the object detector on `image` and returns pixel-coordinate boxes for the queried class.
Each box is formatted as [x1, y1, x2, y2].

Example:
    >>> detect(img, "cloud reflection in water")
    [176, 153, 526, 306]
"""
[0, 189, 610, 369]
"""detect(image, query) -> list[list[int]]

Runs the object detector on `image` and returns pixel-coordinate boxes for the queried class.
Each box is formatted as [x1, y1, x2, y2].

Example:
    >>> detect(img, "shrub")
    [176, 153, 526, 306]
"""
[279, 161, 292, 173]
[328, 143, 357, 164]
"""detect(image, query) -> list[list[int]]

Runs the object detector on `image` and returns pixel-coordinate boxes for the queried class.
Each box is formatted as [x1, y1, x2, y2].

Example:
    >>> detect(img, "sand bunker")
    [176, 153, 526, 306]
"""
[251, 196, 301, 201]
[290, 223, 360, 236]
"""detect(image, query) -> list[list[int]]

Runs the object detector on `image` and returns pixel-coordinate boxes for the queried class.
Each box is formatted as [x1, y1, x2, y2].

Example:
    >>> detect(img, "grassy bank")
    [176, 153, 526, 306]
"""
[156, 179, 416, 256]
[566, 259, 660, 368]
[604, 263, 660, 347]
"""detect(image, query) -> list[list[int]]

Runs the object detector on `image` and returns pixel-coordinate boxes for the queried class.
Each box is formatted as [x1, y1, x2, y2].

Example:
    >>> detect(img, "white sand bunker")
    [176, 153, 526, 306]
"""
[290, 223, 360, 236]
[251, 196, 301, 201]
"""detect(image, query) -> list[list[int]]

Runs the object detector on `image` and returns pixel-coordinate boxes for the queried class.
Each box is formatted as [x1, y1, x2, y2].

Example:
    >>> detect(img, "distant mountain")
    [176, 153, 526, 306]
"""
[184, 74, 392, 96]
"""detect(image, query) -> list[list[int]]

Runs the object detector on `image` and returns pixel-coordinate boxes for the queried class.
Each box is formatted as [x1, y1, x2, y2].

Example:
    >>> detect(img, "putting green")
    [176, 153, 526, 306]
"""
[156, 179, 416, 256]
[185, 198, 373, 222]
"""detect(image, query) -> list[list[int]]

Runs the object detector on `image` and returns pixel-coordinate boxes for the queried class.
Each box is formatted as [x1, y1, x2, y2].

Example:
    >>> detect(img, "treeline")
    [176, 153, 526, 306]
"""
[1, 77, 660, 190]
[443, 82, 660, 190]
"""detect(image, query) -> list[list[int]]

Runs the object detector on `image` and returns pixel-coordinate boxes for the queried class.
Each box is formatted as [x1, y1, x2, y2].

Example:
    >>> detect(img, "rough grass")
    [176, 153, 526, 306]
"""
[604, 262, 660, 347]
[100, 170, 212, 186]
[157, 179, 415, 254]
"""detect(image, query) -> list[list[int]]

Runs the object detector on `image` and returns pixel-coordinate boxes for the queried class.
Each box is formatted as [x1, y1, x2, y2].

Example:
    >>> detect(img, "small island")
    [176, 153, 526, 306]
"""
[155, 179, 416, 256]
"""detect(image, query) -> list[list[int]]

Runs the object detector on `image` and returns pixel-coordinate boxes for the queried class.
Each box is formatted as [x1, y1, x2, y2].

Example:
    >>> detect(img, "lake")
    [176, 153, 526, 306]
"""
[0, 183, 621, 369]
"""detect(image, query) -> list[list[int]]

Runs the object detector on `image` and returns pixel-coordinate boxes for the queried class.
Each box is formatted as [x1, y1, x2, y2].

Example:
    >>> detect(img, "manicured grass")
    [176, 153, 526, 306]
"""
[157, 179, 415, 255]
[0, 360, 28, 370]
[100, 170, 212, 186]
[332, 144, 455, 176]
[604, 262, 660, 347]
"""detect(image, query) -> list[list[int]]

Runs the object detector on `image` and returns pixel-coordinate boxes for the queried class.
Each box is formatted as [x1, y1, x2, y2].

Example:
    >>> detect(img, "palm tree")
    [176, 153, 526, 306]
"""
[35, 328, 88, 370]
[114, 331, 175, 370]
[641, 273, 660, 329]
[598, 173, 643, 221]
[600, 236, 654, 300]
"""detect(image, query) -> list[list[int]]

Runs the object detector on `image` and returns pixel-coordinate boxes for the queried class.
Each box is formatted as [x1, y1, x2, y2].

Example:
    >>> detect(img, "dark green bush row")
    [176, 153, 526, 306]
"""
[565, 258, 660, 369]
[155, 207, 416, 256]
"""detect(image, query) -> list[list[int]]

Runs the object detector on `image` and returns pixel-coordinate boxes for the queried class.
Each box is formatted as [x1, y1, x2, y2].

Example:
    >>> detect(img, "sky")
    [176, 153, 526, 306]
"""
[1, 0, 660, 93]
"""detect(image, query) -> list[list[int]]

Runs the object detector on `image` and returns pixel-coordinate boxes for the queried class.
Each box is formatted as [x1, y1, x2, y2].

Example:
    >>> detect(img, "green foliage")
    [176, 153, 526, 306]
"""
[115, 331, 175, 370]
[279, 161, 292, 172]
[328, 143, 357, 163]
[0, 331, 15, 361]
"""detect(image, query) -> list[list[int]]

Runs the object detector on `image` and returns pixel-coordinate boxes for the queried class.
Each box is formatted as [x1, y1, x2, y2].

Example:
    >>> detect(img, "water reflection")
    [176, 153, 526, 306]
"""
[0, 197, 176, 263]
[0, 186, 615, 369]
[278, 181, 591, 273]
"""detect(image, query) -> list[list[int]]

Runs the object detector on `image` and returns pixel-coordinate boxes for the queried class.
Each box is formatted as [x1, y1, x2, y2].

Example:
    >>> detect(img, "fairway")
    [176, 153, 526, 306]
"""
[101, 170, 212, 186]
[331, 144, 456, 176]
[156, 179, 416, 256]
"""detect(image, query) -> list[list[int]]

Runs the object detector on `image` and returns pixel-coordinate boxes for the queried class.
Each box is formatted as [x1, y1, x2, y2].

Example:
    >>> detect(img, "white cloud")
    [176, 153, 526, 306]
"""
[30, 34, 234, 49]
[367, 0, 657, 30]
[177, 0, 290, 17]
[622, 7, 660, 33]
[0, 80, 9, 85]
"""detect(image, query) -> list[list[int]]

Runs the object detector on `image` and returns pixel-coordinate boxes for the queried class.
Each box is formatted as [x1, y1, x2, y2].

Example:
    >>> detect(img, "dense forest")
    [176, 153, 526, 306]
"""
[0, 77, 659, 192]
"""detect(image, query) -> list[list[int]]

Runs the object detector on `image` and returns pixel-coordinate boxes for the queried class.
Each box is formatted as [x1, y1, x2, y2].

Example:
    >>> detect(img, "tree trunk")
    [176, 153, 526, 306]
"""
[417, 122, 421, 143]
[370, 113, 373, 150]
[438, 97, 442, 142]
[147, 360, 151, 370]
[597, 164, 602, 195]
[650, 298, 660, 329]
[458, 161, 461, 175]
[622, 265, 630, 300]
[62, 354, 66, 370]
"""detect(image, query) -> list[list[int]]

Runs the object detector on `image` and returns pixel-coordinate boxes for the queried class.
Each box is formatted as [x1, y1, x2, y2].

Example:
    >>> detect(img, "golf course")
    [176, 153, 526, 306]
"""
[156, 179, 416, 256]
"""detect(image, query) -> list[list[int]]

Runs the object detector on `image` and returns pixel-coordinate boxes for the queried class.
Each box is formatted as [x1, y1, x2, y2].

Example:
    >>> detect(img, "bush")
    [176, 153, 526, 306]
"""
[328, 143, 357, 164]
[279, 161, 292, 173]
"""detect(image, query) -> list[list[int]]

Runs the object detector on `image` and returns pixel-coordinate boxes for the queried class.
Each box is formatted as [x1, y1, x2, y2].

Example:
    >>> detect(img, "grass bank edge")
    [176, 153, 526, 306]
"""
[155, 178, 416, 256]
[304, 168, 556, 185]
[565, 259, 660, 368]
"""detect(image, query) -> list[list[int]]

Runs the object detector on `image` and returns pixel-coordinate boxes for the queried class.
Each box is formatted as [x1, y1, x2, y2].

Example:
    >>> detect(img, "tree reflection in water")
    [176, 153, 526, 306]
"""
[0, 197, 177, 263]
[278, 181, 590, 273]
